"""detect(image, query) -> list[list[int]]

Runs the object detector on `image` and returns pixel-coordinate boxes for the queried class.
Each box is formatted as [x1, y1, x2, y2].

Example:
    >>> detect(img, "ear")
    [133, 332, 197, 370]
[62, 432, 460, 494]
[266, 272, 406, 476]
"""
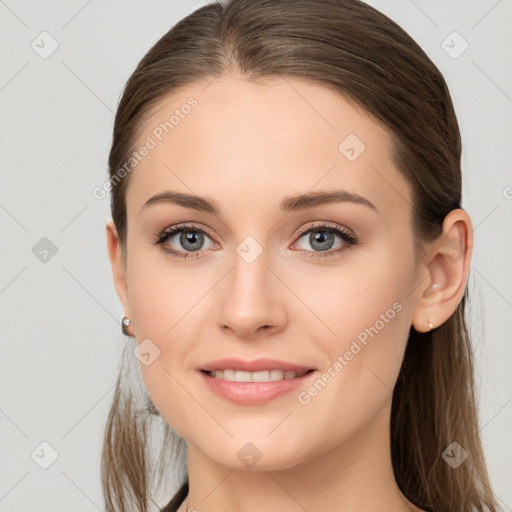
[411, 208, 473, 333]
[106, 221, 131, 323]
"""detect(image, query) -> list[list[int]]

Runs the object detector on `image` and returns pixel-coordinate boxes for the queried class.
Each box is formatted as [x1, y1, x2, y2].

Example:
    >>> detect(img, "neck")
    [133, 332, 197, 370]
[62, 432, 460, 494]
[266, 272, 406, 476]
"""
[177, 397, 420, 512]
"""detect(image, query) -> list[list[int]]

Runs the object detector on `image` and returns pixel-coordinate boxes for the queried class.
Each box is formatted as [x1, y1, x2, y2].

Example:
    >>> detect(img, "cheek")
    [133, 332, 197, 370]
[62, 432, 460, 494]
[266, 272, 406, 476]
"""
[126, 243, 189, 340]
[125, 247, 211, 433]
[296, 246, 413, 351]
[293, 245, 414, 411]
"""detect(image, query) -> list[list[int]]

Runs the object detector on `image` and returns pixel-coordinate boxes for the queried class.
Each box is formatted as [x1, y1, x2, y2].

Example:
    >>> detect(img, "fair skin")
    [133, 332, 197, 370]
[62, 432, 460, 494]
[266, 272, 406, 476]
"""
[106, 74, 472, 512]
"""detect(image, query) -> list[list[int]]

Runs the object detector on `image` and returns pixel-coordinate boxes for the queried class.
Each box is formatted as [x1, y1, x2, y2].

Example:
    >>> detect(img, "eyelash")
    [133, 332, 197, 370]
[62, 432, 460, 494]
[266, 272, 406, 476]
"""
[154, 222, 359, 260]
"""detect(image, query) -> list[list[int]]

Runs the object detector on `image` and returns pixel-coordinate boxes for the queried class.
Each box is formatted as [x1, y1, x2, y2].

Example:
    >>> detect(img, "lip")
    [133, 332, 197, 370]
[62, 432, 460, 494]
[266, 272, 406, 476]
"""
[197, 358, 317, 405]
[199, 357, 314, 373]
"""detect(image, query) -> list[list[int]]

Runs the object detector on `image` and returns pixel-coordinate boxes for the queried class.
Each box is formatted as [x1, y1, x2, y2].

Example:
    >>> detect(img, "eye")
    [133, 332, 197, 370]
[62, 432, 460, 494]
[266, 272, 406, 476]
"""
[291, 222, 358, 258]
[154, 221, 358, 260]
[155, 223, 217, 260]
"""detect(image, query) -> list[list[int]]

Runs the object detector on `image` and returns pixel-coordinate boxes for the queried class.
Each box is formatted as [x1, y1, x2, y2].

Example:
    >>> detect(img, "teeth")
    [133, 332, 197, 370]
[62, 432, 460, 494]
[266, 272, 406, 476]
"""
[210, 369, 308, 382]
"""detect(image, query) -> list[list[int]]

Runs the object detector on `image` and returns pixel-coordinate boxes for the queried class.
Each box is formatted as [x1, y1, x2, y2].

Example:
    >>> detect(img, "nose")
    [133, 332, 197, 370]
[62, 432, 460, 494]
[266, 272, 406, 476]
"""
[216, 252, 288, 340]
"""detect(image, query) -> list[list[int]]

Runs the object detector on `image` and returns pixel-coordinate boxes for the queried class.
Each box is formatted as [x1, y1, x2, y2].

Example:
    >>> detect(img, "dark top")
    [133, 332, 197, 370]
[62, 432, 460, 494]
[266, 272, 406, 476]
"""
[161, 480, 433, 511]
[161, 481, 189, 512]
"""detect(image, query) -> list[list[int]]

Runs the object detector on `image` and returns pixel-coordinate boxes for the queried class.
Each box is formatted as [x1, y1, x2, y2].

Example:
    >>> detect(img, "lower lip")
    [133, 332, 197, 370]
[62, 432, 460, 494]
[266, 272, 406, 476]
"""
[198, 370, 317, 405]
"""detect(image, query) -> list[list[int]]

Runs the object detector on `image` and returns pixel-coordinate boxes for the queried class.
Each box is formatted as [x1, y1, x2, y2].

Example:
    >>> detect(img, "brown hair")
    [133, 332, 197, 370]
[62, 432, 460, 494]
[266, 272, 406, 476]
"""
[102, 1, 498, 511]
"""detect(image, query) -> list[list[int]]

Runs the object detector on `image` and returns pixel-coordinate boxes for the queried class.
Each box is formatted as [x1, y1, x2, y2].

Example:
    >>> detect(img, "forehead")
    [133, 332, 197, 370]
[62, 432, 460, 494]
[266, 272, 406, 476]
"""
[126, 74, 411, 218]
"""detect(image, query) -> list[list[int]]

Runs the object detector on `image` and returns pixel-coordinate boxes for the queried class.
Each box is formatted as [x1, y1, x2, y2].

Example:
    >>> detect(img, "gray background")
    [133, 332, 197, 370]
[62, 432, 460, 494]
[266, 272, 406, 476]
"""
[1, 0, 511, 510]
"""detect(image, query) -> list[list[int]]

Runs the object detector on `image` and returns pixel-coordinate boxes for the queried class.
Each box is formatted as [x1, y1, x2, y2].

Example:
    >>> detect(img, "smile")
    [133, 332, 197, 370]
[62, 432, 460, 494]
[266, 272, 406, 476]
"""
[204, 369, 311, 382]
[198, 368, 317, 405]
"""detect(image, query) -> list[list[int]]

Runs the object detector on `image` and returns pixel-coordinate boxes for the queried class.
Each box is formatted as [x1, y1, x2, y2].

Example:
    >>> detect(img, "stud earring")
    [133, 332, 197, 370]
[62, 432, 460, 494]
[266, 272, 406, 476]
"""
[428, 318, 434, 330]
[121, 316, 132, 336]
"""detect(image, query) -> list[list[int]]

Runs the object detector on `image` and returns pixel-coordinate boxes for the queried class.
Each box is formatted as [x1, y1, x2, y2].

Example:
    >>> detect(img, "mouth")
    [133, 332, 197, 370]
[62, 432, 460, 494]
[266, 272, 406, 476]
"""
[201, 368, 314, 382]
[198, 368, 318, 406]
[197, 359, 317, 405]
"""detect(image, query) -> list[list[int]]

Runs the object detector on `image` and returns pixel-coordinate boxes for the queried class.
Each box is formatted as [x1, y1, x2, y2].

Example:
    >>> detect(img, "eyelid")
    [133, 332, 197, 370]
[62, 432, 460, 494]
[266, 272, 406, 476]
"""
[156, 222, 217, 243]
[294, 221, 355, 238]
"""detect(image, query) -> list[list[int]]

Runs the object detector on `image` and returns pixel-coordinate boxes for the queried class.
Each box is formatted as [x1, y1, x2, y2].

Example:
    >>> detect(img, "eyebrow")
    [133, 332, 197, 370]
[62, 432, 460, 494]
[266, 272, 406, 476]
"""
[140, 189, 378, 215]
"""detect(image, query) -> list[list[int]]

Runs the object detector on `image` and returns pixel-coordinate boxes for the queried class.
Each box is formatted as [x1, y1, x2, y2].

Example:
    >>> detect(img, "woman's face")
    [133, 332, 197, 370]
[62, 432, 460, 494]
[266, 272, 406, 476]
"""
[113, 75, 426, 470]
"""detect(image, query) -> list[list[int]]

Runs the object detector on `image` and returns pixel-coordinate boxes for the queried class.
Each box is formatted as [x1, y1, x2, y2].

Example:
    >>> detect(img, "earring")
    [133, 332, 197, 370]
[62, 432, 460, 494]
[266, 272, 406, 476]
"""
[428, 318, 434, 330]
[121, 316, 132, 336]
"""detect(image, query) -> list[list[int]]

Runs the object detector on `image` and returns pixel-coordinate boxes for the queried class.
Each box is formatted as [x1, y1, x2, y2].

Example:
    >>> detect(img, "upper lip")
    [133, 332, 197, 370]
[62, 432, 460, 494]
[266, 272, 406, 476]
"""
[199, 358, 315, 373]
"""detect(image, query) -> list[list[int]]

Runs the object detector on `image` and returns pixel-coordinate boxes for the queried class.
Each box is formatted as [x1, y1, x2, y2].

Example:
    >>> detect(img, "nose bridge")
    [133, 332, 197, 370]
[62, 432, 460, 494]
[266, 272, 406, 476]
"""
[216, 235, 287, 337]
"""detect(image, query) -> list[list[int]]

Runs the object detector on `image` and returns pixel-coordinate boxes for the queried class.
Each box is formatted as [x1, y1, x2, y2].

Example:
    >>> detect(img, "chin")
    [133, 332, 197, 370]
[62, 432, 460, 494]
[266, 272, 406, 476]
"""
[199, 437, 316, 472]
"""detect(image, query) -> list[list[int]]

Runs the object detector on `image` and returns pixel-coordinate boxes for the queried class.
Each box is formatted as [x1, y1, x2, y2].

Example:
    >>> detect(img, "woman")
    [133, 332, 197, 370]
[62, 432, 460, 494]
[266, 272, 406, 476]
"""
[101, 0, 499, 511]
